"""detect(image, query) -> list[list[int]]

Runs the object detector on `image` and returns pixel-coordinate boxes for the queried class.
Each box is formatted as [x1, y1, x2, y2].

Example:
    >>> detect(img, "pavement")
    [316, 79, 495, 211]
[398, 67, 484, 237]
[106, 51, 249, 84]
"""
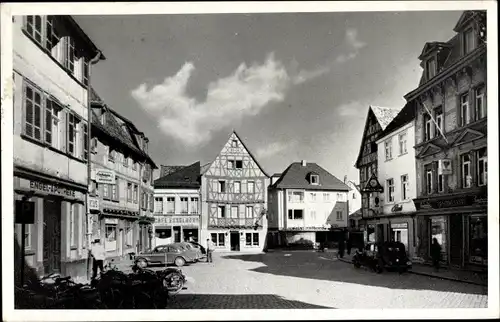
[110, 250, 488, 309]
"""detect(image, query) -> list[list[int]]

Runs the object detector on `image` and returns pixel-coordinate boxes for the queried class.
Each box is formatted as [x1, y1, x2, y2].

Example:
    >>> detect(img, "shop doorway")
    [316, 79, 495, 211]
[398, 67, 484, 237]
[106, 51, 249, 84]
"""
[43, 199, 61, 274]
[230, 231, 240, 251]
[449, 215, 463, 267]
[173, 226, 181, 243]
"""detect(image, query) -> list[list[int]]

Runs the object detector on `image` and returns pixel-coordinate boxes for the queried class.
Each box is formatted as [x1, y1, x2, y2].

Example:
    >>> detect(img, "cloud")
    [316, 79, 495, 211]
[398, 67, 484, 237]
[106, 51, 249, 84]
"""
[336, 101, 366, 117]
[256, 140, 297, 159]
[292, 65, 331, 85]
[131, 53, 291, 147]
[335, 28, 366, 63]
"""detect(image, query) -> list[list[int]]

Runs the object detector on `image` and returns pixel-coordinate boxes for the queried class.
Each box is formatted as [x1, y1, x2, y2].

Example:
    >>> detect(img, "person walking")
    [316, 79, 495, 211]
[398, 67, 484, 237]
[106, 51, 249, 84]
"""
[430, 238, 442, 272]
[206, 238, 214, 263]
[91, 239, 106, 279]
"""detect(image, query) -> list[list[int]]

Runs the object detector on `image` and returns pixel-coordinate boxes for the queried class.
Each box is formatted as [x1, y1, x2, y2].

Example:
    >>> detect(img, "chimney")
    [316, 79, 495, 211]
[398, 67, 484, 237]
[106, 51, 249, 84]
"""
[301, 160, 307, 167]
[344, 175, 347, 183]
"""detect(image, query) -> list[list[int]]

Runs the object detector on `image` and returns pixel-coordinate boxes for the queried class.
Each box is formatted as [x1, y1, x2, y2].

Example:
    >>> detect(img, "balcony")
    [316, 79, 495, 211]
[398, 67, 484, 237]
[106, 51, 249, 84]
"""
[208, 217, 257, 229]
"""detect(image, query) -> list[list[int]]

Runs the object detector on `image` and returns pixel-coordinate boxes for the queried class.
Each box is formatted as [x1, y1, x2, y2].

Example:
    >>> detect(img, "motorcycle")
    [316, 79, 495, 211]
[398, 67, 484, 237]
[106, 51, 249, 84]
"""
[132, 265, 187, 296]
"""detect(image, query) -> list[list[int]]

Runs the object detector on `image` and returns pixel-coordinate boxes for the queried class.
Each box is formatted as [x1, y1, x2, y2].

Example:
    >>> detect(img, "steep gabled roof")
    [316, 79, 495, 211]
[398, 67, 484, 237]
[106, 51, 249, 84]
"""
[370, 106, 402, 131]
[154, 161, 201, 189]
[379, 101, 417, 138]
[273, 162, 349, 191]
[160, 165, 186, 178]
[200, 163, 211, 175]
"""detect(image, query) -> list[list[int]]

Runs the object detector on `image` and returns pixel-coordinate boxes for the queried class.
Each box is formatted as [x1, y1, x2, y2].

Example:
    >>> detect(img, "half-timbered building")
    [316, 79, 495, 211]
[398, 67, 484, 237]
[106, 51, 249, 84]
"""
[201, 131, 270, 252]
[405, 11, 487, 269]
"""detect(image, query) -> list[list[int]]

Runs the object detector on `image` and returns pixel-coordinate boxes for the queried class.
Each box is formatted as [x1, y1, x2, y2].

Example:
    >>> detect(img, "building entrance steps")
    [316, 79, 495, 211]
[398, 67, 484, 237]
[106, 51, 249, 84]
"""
[335, 252, 487, 286]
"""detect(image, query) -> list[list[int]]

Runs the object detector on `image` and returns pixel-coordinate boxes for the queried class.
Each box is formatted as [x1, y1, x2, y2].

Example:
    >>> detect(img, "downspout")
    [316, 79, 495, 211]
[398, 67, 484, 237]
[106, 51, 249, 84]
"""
[86, 50, 104, 280]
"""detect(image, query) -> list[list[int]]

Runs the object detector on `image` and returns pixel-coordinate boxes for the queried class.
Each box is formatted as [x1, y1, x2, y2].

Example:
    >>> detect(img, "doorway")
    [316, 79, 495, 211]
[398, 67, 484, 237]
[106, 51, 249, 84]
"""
[230, 231, 240, 251]
[449, 215, 463, 267]
[183, 228, 198, 242]
[43, 199, 61, 274]
[173, 226, 181, 243]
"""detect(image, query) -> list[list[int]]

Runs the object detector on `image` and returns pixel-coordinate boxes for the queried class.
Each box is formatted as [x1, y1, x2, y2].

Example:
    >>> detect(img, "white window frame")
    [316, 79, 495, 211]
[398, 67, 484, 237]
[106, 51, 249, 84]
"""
[233, 181, 241, 194]
[180, 197, 188, 214]
[425, 115, 433, 141]
[247, 181, 255, 194]
[460, 93, 470, 126]
[462, 154, 472, 188]
[336, 211, 343, 221]
[245, 206, 254, 218]
[310, 193, 317, 202]
[323, 193, 329, 201]
[385, 139, 393, 160]
[154, 197, 163, 214]
[190, 197, 199, 214]
[70, 203, 76, 248]
[231, 206, 238, 219]
[23, 82, 44, 142]
[288, 190, 304, 203]
[245, 233, 259, 246]
[166, 197, 175, 214]
[475, 85, 486, 120]
[386, 178, 395, 202]
[310, 175, 319, 185]
[426, 168, 433, 194]
[398, 132, 407, 155]
[477, 148, 487, 186]
[401, 174, 409, 200]
[435, 110, 443, 137]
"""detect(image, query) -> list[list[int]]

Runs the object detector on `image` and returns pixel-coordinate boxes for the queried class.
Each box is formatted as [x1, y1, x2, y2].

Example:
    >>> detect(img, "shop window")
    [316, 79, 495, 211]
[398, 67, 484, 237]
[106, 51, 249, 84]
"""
[430, 216, 448, 262]
[245, 233, 259, 246]
[155, 228, 171, 239]
[166, 197, 175, 214]
[477, 148, 487, 186]
[105, 224, 117, 251]
[217, 206, 226, 218]
[190, 197, 199, 214]
[461, 153, 472, 188]
[469, 215, 487, 263]
[211, 233, 225, 247]
[475, 85, 486, 120]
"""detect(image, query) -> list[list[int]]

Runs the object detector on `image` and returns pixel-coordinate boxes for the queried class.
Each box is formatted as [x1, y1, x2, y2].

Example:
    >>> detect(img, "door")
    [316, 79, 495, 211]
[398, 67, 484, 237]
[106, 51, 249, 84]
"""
[43, 199, 61, 274]
[449, 215, 463, 267]
[230, 231, 240, 251]
[173, 226, 181, 243]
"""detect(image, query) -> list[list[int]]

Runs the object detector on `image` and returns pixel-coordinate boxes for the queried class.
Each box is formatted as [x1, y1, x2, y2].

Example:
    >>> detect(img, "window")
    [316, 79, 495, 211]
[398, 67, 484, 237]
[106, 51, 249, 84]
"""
[435, 107, 443, 137]
[231, 206, 238, 218]
[167, 197, 175, 214]
[65, 37, 75, 73]
[386, 179, 394, 202]
[247, 181, 255, 194]
[66, 113, 80, 157]
[323, 193, 330, 201]
[24, 84, 43, 141]
[155, 197, 163, 213]
[235, 160, 243, 169]
[398, 132, 407, 155]
[218, 181, 226, 193]
[125, 221, 133, 247]
[336, 211, 343, 221]
[190, 197, 199, 214]
[477, 148, 487, 186]
[82, 58, 89, 86]
[103, 184, 109, 199]
[23, 224, 33, 250]
[127, 182, 132, 202]
[25, 16, 43, 45]
[438, 173, 444, 193]
[385, 140, 392, 160]
[337, 193, 345, 202]
[352, 193, 356, 199]
[233, 181, 241, 193]
[426, 57, 437, 80]
[217, 206, 226, 218]
[460, 93, 470, 126]
[231, 139, 238, 148]
[424, 114, 433, 141]
[469, 215, 487, 263]
[288, 209, 304, 220]
[475, 85, 486, 120]
[211, 233, 225, 246]
[180, 197, 188, 214]
[91, 138, 98, 153]
[141, 192, 147, 209]
[228, 160, 234, 169]
[288, 191, 304, 203]
[133, 184, 138, 203]
[82, 123, 88, 160]
[461, 154, 472, 188]
[111, 183, 117, 201]
[245, 206, 254, 218]
[245, 233, 259, 246]
[425, 166, 433, 194]
[45, 99, 62, 148]
[311, 210, 316, 220]
[310, 174, 319, 185]
[463, 28, 475, 54]
[132, 160, 137, 170]
[123, 155, 128, 167]
[310, 193, 317, 202]
[108, 148, 115, 162]
[401, 175, 409, 200]
[70, 204, 76, 248]
[149, 193, 154, 211]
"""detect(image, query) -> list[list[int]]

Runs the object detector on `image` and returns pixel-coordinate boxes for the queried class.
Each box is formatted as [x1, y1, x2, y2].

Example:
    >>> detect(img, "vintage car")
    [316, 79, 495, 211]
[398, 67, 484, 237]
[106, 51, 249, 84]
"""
[188, 241, 207, 255]
[173, 242, 204, 261]
[134, 244, 197, 268]
[353, 241, 412, 273]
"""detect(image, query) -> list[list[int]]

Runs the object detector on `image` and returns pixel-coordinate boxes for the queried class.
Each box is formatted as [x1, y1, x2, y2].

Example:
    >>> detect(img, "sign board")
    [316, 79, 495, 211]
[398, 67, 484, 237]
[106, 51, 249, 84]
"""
[391, 223, 408, 229]
[105, 218, 119, 225]
[154, 215, 200, 226]
[88, 197, 100, 211]
[95, 169, 116, 184]
[391, 204, 403, 212]
[15, 200, 35, 224]
[438, 159, 452, 175]
[285, 226, 331, 231]
[362, 175, 384, 193]
[29, 180, 76, 198]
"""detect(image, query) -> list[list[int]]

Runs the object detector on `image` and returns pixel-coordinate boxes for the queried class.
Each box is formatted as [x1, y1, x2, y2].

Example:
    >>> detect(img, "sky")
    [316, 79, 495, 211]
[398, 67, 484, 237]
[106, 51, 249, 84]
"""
[74, 10, 463, 182]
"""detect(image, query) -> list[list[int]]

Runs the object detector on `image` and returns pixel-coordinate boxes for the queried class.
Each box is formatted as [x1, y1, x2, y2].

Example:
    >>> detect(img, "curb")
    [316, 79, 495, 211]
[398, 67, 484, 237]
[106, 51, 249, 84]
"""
[337, 257, 487, 286]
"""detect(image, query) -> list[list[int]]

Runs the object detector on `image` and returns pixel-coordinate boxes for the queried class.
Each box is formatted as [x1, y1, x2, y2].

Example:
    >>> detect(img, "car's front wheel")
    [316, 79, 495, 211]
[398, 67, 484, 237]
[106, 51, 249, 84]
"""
[174, 257, 186, 267]
[136, 258, 148, 268]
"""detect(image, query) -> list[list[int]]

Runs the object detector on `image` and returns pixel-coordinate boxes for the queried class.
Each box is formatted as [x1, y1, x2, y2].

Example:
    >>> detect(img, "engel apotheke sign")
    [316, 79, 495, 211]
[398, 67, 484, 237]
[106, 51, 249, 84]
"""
[94, 169, 116, 184]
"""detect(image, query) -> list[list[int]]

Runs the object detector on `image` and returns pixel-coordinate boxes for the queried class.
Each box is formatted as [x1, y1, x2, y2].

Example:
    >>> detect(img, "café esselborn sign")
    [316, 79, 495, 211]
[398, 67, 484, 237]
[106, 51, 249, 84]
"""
[155, 215, 199, 226]
[30, 180, 76, 197]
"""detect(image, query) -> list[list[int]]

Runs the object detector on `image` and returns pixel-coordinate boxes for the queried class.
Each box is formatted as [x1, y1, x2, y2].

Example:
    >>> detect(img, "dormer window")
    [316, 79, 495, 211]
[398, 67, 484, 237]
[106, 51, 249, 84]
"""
[426, 57, 437, 80]
[463, 28, 475, 54]
[310, 174, 319, 185]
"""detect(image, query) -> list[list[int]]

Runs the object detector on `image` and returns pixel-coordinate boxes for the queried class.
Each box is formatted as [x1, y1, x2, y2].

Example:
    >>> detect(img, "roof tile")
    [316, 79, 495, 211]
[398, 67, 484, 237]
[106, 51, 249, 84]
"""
[273, 162, 349, 191]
